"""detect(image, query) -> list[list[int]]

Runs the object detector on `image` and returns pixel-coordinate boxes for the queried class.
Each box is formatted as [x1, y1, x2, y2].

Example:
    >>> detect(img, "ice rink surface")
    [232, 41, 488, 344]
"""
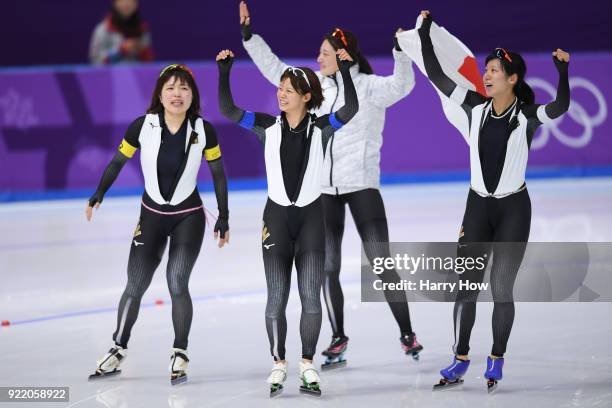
[1, 178, 611, 407]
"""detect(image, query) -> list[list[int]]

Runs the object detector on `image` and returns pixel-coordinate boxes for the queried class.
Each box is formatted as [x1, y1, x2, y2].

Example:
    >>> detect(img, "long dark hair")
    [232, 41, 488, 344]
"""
[110, 0, 144, 38]
[325, 28, 373, 75]
[485, 49, 535, 105]
[147, 64, 201, 120]
[279, 67, 324, 110]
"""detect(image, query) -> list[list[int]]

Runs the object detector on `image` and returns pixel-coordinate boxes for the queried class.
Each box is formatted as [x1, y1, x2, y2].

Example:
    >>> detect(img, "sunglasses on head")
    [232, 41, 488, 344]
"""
[286, 67, 311, 89]
[331, 28, 348, 48]
[494, 48, 513, 64]
[159, 64, 194, 79]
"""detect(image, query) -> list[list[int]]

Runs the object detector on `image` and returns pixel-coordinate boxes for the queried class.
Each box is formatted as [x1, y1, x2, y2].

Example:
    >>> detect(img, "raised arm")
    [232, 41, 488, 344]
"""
[217, 50, 246, 123]
[331, 51, 359, 124]
[418, 11, 485, 108]
[240, 1, 290, 86]
[316, 50, 359, 150]
[368, 29, 416, 108]
[522, 50, 570, 123]
[216, 49, 276, 144]
[86, 117, 144, 220]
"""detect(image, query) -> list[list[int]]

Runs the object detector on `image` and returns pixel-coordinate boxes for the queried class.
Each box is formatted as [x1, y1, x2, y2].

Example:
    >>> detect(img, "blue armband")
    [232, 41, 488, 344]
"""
[329, 112, 344, 130]
[238, 111, 256, 129]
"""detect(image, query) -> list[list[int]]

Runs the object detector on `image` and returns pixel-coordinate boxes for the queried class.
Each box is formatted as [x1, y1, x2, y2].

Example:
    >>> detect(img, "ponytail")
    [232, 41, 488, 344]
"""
[356, 52, 373, 75]
[515, 79, 535, 105]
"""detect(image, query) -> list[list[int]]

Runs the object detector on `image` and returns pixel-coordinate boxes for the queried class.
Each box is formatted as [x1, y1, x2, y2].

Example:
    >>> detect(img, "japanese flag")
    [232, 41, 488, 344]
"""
[397, 16, 486, 143]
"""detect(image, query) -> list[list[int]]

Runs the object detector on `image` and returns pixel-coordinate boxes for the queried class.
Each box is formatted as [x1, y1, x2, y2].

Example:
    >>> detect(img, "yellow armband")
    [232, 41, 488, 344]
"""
[118, 139, 137, 158]
[204, 145, 222, 161]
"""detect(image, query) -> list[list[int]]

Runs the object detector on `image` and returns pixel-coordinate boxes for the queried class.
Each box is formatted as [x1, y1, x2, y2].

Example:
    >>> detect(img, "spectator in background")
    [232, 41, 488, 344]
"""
[89, 0, 153, 64]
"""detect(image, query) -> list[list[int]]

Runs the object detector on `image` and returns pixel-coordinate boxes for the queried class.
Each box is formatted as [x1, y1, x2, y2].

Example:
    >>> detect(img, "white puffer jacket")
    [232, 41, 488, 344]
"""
[243, 34, 415, 194]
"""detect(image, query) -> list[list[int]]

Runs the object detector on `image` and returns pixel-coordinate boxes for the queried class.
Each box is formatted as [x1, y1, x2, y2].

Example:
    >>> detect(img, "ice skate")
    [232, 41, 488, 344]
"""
[88, 344, 127, 381]
[484, 356, 504, 394]
[432, 357, 470, 391]
[169, 348, 189, 386]
[299, 361, 321, 397]
[266, 360, 288, 397]
[400, 332, 423, 361]
[321, 335, 348, 370]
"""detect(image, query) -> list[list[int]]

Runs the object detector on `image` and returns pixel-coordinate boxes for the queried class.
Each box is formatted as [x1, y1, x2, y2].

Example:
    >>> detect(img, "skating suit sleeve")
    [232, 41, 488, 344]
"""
[316, 57, 359, 153]
[217, 57, 276, 145]
[203, 120, 222, 162]
[520, 57, 570, 144]
[202, 120, 229, 221]
[88, 116, 144, 206]
[118, 116, 143, 158]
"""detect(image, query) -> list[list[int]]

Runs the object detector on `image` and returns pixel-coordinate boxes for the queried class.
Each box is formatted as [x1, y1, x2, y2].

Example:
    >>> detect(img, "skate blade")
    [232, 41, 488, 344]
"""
[269, 385, 283, 398]
[432, 378, 463, 391]
[88, 369, 121, 381]
[404, 345, 424, 356]
[171, 373, 187, 386]
[487, 380, 498, 394]
[299, 386, 321, 397]
[321, 359, 347, 371]
[411, 352, 421, 361]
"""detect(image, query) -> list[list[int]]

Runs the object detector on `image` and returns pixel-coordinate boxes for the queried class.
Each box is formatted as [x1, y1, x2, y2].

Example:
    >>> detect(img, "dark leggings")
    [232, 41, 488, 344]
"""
[453, 188, 531, 357]
[262, 198, 325, 361]
[112, 207, 205, 350]
[321, 189, 413, 338]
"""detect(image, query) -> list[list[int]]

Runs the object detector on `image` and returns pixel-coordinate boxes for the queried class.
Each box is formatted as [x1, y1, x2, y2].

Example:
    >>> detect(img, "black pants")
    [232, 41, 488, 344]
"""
[112, 200, 205, 350]
[321, 189, 413, 338]
[453, 188, 531, 357]
[262, 198, 325, 361]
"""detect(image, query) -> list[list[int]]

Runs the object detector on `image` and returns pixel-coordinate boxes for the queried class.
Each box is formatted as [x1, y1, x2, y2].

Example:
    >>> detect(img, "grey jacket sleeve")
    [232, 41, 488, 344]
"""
[242, 34, 290, 86]
[89, 22, 109, 64]
[366, 49, 416, 108]
[89, 21, 121, 65]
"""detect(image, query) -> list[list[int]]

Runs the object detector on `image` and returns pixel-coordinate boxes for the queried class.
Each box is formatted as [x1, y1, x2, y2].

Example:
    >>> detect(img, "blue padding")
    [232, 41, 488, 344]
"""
[329, 112, 344, 130]
[238, 111, 255, 129]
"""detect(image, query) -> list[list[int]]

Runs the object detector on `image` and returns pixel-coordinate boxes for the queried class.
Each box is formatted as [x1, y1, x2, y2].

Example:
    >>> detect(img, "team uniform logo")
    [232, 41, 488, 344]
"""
[134, 224, 142, 238]
[262, 224, 274, 249]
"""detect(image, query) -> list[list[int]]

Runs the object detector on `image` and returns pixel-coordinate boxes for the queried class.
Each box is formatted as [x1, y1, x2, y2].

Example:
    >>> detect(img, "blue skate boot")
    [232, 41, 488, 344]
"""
[484, 356, 504, 394]
[432, 357, 470, 391]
